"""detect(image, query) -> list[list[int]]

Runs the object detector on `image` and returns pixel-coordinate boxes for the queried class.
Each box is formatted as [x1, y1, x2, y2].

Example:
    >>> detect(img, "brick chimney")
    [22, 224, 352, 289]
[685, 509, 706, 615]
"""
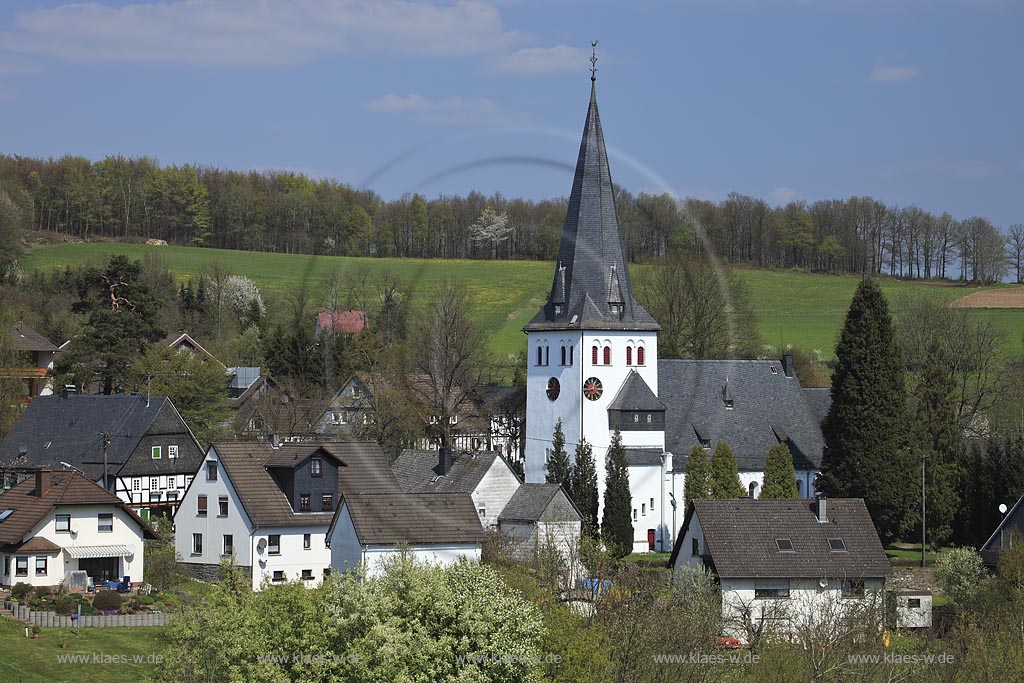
[35, 468, 53, 497]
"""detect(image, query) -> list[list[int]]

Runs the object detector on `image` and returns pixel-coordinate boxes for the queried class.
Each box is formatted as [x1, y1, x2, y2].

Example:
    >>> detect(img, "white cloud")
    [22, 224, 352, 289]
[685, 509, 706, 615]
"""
[491, 44, 588, 74]
[365, 93, 527, 126]
[865, 65, 921, 83]
[0, 0, 526, 67]
[770, 186, 802, 204]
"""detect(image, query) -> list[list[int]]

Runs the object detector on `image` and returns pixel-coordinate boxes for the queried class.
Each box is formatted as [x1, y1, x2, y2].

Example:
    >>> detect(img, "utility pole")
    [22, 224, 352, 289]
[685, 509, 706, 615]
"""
[921, 453, 927, 568]
[100, 432, 111, 493]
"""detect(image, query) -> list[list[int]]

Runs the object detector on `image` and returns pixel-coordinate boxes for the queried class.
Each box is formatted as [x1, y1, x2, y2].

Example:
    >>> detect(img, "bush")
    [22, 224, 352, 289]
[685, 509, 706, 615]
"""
[53, 594, 79, 616]
[91, 590, 123, 611]
[10, 582, 32, 600]
[79, 605, 99, 616]
[935, 547, 986, 608]
[138, 594, 155, 605]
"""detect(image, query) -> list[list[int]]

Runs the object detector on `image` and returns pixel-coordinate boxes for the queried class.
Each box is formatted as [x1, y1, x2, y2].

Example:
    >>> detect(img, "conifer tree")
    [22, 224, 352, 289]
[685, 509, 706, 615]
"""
[601, 430, 634, 557]
[683, 445, 712, 506]
[760, 443, 799, 499]
[570, 438, 599, 537]
[820, 277, 913, 544]
[710, 441, 745, 498]
[545, 419, 572, 494]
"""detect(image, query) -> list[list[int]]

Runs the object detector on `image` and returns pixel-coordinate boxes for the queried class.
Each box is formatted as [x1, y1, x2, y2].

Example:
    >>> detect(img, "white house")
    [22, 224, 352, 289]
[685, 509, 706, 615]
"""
[326, 492, 484, 578]
[391, 449, 521, 529]
[498, 483, 582, 568]
[669, 498, 891, 643]
[174, 441, 399, 590]
[0, 469, 157, 589]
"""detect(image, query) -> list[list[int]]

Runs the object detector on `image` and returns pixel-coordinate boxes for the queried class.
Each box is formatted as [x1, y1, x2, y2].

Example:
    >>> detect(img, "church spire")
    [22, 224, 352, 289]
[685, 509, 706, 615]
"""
[525, 58, 659, 332]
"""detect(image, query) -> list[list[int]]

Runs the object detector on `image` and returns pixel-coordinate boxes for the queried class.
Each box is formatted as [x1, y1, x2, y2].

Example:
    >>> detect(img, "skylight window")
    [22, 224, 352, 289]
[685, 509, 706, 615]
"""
[827, 538, 847, 552]
[775, 538, 795, 552]
[0, 508, 14, 522]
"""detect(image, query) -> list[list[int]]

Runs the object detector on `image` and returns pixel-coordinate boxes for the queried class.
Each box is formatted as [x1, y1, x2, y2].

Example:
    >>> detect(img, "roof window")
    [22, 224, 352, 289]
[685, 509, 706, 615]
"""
[827, 538, 847, 552]
[775, 538, 795, 552]
[0, 508, 13, 522]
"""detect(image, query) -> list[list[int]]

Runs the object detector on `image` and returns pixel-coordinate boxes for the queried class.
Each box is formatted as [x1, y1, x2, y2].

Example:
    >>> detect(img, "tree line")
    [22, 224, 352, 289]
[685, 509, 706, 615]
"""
[1, 153, 1020, 281]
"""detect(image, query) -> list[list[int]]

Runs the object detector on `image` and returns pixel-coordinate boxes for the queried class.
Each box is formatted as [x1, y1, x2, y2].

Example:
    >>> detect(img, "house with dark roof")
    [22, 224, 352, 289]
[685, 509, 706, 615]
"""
[0, 392, 205, 518]
[161, 330, 226, 369]
[980, 493, 1024, 566]
[3, 321, 58, 403]
[174, 441, 400, 589]
[670, 498, 890, 643]
[392, 449, 521, 528]
[498, 483, 582, 568]
[326, 492, 484, 578]
[0, 468, 158, 589]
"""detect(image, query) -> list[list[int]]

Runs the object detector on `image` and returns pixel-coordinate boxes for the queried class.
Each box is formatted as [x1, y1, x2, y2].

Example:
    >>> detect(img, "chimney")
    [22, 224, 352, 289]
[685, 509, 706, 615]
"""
[781, 352, 794, 378]
[60, 385, 77, 399]
[35, 468, 53, 497]
[438, 447, 453, 476]
[270, 434, 281, 449]
[816, 496, 827, 523]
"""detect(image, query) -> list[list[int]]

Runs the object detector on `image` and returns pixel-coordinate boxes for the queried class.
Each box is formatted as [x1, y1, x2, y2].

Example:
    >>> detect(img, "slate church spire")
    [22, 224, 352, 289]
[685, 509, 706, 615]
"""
[525, 60, 659, 333]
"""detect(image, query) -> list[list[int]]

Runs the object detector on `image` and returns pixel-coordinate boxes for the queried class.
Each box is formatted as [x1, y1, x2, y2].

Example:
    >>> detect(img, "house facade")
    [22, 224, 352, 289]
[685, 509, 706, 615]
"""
[3, 321, 57, 404]
[0, 469, 157, 589]
[670, 498, 890, 643]
[498, 483, 582, 567]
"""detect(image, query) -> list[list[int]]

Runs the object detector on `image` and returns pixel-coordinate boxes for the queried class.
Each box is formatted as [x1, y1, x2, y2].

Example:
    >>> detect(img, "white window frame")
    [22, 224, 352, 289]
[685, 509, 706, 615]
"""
[168, 445, 178, 459]
[98, 513, 113, 533]
[151, 446, 162, 459]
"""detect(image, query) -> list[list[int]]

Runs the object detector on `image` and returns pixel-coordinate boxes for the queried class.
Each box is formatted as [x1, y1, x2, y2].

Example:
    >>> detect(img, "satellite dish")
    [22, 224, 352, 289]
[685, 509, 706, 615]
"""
[999, 503, 1009, 514]
[126, 543, 137, 557]
[818, 578, 828, 589]
[257, 538, 267, 554]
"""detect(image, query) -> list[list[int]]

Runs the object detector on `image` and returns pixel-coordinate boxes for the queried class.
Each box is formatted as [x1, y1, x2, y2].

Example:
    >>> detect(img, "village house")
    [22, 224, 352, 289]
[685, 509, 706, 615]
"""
[497, 483, 582, 567]
[981, 493, 1024, 566]
[174, 441, 400, 589]
[2, 321, 57, 404]
[0, 390, 205, 518]
[0, 468, 158, 589]
[315, 309, 366, 339]
[669, 498, 890, 643]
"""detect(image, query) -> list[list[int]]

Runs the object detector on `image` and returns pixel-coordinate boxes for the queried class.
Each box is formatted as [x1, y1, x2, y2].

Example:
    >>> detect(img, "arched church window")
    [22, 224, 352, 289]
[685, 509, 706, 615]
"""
[537, 346, 543, 366]
[626, 347, 633, 366]
[796, 480, 803, 496]
[561, 346, 566, 366]
[749, 481, 759, 499]
[569, 346, 574, 366]
[637, 347, 646, 366]
[592, 346, 599, 365]
[545, 346, 550, 366]
[603, 346, 611, 365]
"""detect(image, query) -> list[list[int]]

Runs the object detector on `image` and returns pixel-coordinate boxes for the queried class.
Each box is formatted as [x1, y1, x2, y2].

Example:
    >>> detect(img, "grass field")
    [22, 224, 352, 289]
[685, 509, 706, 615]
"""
[19, 242, 1024, 361]
[0, 616, 166, 683]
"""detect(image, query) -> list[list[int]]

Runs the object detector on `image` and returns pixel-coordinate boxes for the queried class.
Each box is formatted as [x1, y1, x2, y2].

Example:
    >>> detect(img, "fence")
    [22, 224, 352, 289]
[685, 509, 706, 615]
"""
[3, 600, 169, 627]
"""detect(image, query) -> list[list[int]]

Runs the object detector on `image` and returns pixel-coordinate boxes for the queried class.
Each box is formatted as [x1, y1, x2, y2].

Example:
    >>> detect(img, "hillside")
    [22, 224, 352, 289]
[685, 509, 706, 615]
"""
[19, 242, 1024, 362]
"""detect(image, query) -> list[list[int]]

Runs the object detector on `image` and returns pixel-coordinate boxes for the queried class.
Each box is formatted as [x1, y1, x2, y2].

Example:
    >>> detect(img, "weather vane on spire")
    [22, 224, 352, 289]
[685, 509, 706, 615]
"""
[590, 40, 598, 81]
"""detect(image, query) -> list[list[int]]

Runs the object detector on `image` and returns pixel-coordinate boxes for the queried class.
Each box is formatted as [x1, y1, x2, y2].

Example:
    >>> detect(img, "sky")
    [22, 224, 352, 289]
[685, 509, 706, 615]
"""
[0, 0, 1021, 228]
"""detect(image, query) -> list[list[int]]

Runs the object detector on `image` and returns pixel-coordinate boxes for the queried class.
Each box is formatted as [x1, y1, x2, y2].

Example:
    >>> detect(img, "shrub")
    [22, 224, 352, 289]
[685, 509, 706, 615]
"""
[935, 546, 986, 607]
[91, 590, 123, 612]
[138, 594, 155, 605]
[54, 594, 79, 616]
[10, 582, 32, 600]
[79, 605, 99, 616]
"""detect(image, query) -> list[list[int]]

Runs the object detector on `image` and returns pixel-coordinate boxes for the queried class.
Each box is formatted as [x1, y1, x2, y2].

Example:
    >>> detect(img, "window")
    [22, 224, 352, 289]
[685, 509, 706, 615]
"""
[633, 413, 640, 423]
[641, 503, 646, 515]
[223, 535, 234, 556]
[632, 508, 637, 522]
[301, 569, 314, 580]
[151, 492, 162, 502]
[35, 557, 47, 576]
[650, 497, 655, 511]
[478, 507, 486, 518]
[15, 557, 28, 577]
[300, 493, 311, 511]
[206, 462, 218, 481]
[603, 346, 611, 365]
[323, 568, 332, 578]
[637, 347, 645, 366]
[907, 598, 921, 608]
[449, 415, 458, 425]
[272, 570, 285, 582]
[775, 538, 795, 552]
[545, 346, 550, 366]
[0, 508, 13, 522]
[197, 495, 207, 516]
[303, 533, 311, 550]
[322, 494, 334, 511]
[841, 579, 865, 598]
[192, 533, 203, 554]
[311, 457, 322, 477]
[268, 535, 281, 555]
[592, 346, 598, 365]
[569, 346, 574, 365]
[3, 555, 8, 576]
[537, 346, 543, 366]
[150, 477, 159, 491]
[55, 514, 71, 532]
[151, 446, 161, 459]
[626, 347, 633, 365]
[167, 492, 178, 502]
[691, 538, 700, 556]
[827, 538, 847, 552]
[748, 482, 758, 499]
[186, 476, 193, 488]
[168, 445, 178, 459]
[755, 581, 791, 599]
[218, 496, 228, 517]
[98, 513, 113, 532]
[133, 479, 141, 492]
[560, 346, 566, 365]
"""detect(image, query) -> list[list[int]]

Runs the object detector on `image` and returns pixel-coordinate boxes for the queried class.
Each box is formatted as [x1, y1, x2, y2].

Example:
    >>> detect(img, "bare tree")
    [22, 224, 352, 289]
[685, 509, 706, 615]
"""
[1009, 224, 1024, 283]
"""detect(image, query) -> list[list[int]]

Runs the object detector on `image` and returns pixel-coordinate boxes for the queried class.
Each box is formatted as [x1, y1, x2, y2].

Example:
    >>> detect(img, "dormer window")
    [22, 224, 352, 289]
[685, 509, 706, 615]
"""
[554, 304, 563, 316]
[610, 303, 623, 315]
[311, 457, 322, 477]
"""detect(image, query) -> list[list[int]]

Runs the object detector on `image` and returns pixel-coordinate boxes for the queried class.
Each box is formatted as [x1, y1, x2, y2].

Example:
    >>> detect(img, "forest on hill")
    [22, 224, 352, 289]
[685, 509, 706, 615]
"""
[0, 153, 1020, 283]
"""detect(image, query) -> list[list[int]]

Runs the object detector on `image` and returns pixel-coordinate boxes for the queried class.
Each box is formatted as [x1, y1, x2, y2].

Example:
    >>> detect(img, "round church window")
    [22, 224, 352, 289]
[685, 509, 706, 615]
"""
[583, 377, 603, 401]
[546, 377, 560, 401]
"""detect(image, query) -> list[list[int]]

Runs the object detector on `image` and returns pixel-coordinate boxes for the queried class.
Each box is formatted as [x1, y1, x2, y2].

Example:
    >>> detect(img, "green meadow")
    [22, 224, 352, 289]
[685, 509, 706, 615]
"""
[19, 242, 1024, 361]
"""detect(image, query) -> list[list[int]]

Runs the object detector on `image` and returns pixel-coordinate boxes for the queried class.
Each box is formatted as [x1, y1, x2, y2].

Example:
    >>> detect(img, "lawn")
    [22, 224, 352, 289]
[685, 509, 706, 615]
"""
[19, 243, 1024, 361]
[885, 543, 946, 567]
[0, 615, 167, 683]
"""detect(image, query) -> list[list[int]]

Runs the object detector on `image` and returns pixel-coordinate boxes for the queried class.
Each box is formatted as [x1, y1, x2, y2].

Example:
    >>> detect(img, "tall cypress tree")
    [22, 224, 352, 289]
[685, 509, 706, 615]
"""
[570, 438, 599, 537]
[761, 443, 799, 499]
[913, 338, 961, 547]
[710, 441, 745, 498]
[546, 419, 572, 494]
[602, 430, 634, 557]
[820, 277, 913, 544]
[683, 445, 712, 506]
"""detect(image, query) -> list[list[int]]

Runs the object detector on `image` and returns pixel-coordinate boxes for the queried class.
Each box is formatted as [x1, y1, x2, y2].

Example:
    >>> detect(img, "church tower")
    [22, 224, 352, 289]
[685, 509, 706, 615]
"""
[523, 68, 661, 488]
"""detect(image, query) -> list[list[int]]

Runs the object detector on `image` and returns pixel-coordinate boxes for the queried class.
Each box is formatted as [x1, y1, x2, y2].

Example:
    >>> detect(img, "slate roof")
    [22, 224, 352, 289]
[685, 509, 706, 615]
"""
[802, 388, 832, 425]
[608, 370, 666, 412]
[392, 450, 512, 494]
[10, 322, 57, 353]
[670, 498, 891, 579]
[525, 82, 658, 333]
[337, 492, 485, 545]
[499, 483, 581, 523]
[0, 394, 202, 479]
[0, 470, 158, 546]
[624, 448, 666, 467]
[211, 442, 400, 528]
[659, 360, 824, 472]
[980, 493, 1024, 564]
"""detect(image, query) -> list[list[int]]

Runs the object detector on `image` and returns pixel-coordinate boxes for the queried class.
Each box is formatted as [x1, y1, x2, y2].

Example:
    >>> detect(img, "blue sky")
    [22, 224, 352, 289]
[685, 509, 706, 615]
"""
[0, 0, 1021, 227]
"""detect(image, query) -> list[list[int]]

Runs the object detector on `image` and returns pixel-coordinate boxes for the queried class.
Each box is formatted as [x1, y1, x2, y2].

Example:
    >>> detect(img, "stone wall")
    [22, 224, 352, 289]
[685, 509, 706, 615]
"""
[3, 600, 169, 627]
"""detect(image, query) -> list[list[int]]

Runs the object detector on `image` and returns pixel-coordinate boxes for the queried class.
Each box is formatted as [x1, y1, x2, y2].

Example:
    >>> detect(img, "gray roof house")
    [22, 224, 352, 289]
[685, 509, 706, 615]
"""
[980, 493, 1024, 566]
[0, 391, 204, 517]
[498, 483, 583, 568]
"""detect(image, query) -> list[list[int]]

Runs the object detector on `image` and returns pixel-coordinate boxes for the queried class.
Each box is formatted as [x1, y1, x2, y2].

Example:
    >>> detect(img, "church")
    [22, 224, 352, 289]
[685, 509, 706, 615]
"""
[523, 72, 826, 553]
